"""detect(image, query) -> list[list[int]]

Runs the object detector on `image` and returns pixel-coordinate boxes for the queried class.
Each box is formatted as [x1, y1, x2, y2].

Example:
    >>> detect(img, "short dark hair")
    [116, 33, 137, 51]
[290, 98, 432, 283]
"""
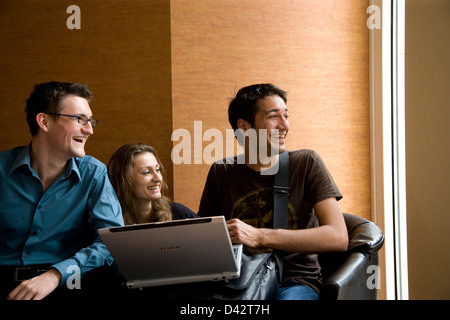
[228, 83, 287, 131]
[25, 81, 93, 135]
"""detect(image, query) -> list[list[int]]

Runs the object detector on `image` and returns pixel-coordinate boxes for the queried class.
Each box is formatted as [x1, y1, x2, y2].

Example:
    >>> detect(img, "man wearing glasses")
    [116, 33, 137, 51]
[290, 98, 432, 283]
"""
[0, 81, 124, 300]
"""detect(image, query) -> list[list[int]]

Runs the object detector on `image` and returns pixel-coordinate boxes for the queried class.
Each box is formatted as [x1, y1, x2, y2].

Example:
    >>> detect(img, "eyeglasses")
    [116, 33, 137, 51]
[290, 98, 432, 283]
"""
[45, 113, 98, 127]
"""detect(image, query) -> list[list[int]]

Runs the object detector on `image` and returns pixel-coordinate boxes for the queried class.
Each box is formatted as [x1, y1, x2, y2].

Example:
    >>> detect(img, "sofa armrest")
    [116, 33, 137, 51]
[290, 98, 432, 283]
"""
[320, 252, 379, 300]
[344, 213, 385, 254]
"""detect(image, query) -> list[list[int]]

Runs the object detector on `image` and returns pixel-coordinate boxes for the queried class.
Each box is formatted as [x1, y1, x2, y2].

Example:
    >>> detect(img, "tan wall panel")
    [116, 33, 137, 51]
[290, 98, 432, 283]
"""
[405, 0, 450, 300]
[0, 0, 173, 194]
[171, 0, 370, 218]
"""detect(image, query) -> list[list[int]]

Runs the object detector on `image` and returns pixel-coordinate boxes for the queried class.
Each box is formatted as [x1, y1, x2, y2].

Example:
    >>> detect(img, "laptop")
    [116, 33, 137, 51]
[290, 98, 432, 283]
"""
[99, 216, 243, 289]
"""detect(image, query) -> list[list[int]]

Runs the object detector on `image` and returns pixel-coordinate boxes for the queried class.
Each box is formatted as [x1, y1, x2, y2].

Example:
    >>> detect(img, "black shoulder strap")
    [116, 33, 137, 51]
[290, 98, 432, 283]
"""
[273, 151, 289, 229]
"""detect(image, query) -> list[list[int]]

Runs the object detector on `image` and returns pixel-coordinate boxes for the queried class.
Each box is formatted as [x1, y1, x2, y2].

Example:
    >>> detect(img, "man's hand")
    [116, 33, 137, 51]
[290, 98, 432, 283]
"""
[227, 218, 263, 247]
[7, 268, 62, 300]
[226, 198, 348, 253]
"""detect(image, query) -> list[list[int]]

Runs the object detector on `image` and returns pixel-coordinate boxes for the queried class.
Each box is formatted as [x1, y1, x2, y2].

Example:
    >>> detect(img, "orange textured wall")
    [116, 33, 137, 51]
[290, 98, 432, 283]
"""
[171, 0, 370, 219]
[0, 1, 370, 219]
[0, 0, 174, 194]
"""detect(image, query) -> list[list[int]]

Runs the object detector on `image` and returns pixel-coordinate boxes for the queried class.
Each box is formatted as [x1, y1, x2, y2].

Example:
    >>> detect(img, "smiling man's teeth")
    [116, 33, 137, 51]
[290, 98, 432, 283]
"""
[148, 186, 159, 190]
[73, 137, 86, 142]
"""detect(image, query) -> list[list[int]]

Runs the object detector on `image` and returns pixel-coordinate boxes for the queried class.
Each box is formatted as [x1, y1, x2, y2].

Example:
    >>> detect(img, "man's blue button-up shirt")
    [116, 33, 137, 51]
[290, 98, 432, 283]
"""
[0, 144, 124, 286]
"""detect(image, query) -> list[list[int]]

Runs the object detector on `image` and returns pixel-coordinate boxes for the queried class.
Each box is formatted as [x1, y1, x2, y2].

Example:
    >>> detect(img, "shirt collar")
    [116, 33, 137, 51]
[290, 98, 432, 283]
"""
[9, 143, 81, 181]
[65, 158, 81, 181]
[9, 143, 33, 174]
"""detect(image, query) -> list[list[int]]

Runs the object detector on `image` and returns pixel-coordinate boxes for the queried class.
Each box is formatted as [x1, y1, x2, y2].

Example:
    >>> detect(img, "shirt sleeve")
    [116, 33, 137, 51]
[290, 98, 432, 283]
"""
[51, 167, 124, 287]
[305, 150, 343, 205]
[170, 202, 199, 220]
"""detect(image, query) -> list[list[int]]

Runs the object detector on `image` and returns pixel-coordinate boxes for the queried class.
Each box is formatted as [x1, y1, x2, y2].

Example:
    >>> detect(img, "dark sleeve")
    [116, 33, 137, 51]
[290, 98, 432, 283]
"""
[305, 150, 343, 205]
[170, 202, 198, 220]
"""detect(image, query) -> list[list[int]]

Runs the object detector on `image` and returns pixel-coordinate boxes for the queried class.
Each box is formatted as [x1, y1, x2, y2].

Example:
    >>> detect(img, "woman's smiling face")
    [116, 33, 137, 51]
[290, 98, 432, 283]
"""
[131, 152, 163, 203]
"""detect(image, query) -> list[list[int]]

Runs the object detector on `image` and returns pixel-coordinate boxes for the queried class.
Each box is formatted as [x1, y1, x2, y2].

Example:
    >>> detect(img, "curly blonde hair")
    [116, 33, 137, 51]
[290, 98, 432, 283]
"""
[108, 143, 172, 225]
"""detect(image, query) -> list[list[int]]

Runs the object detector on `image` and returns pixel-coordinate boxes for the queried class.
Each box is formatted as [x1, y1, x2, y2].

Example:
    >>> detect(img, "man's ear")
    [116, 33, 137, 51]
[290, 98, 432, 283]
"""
[235, 119, 251, 147]
[237, 119, 251, 132]
[36, 113, 50, 133]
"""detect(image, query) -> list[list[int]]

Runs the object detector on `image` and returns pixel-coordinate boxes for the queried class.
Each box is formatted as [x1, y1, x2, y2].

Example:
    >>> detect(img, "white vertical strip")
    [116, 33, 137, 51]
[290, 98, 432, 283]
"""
[380, 0, 396, 300]
[392, 0, 409, 300]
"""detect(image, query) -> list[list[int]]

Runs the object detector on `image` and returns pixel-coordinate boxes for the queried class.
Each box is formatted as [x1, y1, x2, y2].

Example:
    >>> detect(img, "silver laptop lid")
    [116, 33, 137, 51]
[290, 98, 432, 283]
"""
[99, 216, 241, 288]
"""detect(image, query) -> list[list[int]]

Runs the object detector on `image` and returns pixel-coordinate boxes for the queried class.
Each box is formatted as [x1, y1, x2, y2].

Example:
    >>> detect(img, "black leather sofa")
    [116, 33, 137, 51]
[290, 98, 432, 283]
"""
[319, 213, 385, 300]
